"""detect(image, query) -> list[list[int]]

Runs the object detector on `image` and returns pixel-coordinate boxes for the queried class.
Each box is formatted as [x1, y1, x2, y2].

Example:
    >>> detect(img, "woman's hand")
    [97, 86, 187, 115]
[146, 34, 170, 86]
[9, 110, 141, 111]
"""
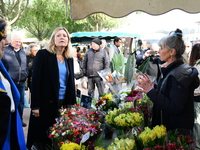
[32, 109, 40, 117]
[136, 73, 154, 93]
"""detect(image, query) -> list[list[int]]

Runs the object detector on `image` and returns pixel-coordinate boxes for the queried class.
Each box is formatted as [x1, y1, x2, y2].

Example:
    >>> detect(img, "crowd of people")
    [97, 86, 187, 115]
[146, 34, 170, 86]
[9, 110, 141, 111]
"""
[0, 16, 200, 150]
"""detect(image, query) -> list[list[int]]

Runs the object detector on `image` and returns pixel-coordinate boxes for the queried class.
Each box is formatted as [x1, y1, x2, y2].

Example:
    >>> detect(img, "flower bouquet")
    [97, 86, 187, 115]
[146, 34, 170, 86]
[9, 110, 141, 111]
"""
[105, 102, 143, 130]
[94, 93, 119, 140]
[137, 125, 167, 149]
[165, 130, 196, 150]
[97, 69, 126, 95]
[95, 93, 118, 112]
[118, 90, 153, 127]
[60, 142, 105, 150]
[107, 138, 137, 150]
[141, 128, 196, 150]
[60, 142, 80, 150]
[136, 93, 153, 127]
[124, 90, 143, 103]
[105, 102, 144, 139]
[49, 104, 104, 149]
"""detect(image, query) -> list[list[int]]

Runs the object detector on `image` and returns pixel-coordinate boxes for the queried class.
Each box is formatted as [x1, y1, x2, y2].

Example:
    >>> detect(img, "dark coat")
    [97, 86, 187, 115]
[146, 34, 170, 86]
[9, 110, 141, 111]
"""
[147, 61, 199, 135]
[0, 61, 26, 150]
[26, 55, 35, 91]
[0, 92, 10, 149]
[2, 45, 28, 83]
[82, 48, 109, 77]
[27, 49, 76, 149]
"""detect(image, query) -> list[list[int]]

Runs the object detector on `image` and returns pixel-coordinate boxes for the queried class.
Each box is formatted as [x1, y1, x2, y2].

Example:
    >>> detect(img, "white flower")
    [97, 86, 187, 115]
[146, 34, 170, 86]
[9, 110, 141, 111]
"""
[120, 93, 128, 100]
[62, 132, 66, 136]
[71, 111, 76, 115]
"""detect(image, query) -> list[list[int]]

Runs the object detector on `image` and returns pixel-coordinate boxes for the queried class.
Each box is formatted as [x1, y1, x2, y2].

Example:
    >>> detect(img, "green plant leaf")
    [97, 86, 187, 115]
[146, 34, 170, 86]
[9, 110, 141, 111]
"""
[137, 57, 150, 73]
[124, 54, 135, 85]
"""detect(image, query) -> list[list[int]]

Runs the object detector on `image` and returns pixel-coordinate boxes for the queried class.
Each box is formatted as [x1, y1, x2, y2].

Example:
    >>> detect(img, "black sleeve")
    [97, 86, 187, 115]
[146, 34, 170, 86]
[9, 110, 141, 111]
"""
[0, 94, 11, 149]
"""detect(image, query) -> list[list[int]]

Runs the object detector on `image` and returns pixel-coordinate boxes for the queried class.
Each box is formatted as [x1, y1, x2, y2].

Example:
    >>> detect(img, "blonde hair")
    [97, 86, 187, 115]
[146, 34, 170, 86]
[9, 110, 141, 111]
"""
[47, 27, 73, 58]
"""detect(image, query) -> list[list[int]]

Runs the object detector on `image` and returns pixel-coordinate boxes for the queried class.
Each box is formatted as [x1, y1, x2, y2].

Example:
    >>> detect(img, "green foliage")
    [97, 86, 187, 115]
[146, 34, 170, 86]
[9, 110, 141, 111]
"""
[167, 130, 178, 142]
[94, 133, 104, 147]
[102, 101, 118, 111]
[137, 57, 150, 73]
[13, 0, 127, 40]
[0, 0, 29, 24]
[197, 60, 200, 66]
[112, 53, 124, 74]
[16, 0, 58, 40]
[16, 0, 87, 40]
[15, 1, 126, 40]
[86, 13, 125, 31]
[124, 54, 135, 85]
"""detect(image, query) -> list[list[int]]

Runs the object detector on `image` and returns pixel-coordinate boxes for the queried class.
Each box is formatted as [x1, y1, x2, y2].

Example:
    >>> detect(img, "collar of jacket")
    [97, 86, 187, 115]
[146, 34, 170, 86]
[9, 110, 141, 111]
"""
[8, 44, 22, 51]
[92, 48, 101, 52]
[161, 60, 197, 88]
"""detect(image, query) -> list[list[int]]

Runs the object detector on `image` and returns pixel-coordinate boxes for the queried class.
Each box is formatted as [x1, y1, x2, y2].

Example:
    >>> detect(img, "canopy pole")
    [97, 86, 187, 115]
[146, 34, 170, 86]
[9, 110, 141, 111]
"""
[64, 0, 68, 18]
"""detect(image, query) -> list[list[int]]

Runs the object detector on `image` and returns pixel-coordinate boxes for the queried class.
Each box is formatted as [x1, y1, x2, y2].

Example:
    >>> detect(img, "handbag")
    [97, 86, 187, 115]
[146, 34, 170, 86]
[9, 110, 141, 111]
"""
[74, 69, 84, 80]
[74, 59, 84, 80]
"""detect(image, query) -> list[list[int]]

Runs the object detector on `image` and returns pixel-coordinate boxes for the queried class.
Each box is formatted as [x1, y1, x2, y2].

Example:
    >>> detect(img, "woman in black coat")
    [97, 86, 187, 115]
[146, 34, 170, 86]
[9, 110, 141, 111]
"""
[27, 27, 76, 150]
[137, 29, 199, 136]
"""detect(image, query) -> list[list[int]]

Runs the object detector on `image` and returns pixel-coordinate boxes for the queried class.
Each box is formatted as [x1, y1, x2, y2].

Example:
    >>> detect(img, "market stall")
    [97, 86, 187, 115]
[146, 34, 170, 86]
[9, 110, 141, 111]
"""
[71, 32, 141, 57]
[66, 0, 200, 20]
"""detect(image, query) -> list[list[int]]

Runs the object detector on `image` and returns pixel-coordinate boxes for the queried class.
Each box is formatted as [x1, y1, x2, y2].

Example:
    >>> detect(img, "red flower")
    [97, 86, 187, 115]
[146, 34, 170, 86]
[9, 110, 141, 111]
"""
[128, 90, 140, 97]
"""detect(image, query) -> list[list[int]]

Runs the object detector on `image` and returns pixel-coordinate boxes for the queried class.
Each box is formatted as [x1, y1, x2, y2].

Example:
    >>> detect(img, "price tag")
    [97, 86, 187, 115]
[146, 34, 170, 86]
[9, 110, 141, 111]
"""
[80, 132, 90, 143]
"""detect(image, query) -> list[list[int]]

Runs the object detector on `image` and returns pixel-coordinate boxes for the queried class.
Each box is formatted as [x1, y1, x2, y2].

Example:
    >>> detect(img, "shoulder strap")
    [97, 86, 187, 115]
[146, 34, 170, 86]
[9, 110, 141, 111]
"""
[159, 63, 191, 92]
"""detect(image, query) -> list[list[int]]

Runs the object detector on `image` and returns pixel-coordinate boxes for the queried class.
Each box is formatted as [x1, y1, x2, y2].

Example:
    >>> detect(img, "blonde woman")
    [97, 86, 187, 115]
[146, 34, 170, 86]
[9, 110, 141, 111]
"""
[27, 27, 76, 150]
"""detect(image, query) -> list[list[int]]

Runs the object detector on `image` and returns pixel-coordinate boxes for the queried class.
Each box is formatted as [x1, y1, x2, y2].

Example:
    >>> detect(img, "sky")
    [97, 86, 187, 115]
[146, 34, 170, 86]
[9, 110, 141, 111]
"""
[113, 9, 200, 35]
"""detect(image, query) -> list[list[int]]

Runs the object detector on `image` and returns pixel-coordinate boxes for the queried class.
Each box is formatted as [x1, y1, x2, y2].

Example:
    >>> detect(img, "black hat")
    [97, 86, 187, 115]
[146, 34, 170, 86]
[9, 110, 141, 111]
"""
[92, 38, 102, 45]
[0, 23, 5, 41]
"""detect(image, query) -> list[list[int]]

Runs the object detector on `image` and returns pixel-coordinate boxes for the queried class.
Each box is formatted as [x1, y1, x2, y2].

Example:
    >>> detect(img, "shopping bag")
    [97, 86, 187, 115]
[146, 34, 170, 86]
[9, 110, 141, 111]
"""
[24, 93, 30, 108]
[81, 76, 88, 89]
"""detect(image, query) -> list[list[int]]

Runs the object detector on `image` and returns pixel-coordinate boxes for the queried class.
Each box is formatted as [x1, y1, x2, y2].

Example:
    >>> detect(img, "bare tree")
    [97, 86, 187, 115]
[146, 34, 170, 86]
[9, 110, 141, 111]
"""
[0, 0, 29, 38]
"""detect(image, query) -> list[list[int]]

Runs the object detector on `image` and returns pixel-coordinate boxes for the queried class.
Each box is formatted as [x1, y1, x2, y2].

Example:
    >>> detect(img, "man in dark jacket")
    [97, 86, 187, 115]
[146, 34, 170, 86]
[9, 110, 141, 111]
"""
[136, 40, 151, 67]
[2, 34, 28, 127]
[83, 38, 109, 97]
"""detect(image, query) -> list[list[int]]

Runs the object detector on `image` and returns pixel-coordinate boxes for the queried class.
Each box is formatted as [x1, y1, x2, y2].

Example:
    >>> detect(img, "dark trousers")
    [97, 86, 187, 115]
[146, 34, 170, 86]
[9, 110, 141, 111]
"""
[15, 83, 25, 121]
[88, 77, 104, 97]
[194, 96, 200, 149]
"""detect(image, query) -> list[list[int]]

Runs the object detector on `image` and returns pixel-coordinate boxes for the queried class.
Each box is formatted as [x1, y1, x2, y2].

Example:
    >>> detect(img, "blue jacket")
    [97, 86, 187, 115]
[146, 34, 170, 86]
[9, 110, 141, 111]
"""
[2, 45, 28, 83]
[0, 61, 26, 150]
[136, 48, 150, 67]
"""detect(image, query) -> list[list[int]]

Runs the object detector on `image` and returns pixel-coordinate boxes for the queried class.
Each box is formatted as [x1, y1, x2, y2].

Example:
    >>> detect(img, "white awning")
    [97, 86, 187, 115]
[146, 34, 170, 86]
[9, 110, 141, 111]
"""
[68, 0, 200, 20]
